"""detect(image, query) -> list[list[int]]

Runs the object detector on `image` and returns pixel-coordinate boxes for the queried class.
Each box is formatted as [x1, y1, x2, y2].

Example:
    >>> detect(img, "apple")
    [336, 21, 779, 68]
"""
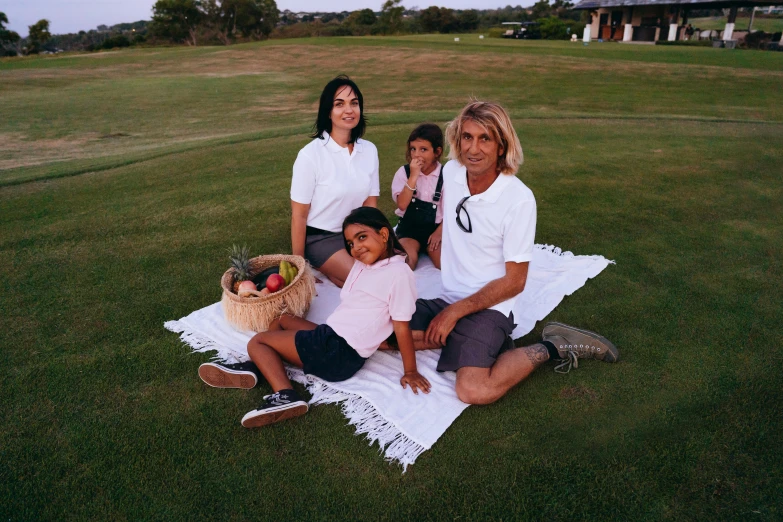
[237, 280, 260, 298]
[266, 273, 286, 293]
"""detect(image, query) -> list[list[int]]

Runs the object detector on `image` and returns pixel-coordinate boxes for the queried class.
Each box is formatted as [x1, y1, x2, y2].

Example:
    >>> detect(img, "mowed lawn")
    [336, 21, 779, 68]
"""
[1, 38, 782, 520]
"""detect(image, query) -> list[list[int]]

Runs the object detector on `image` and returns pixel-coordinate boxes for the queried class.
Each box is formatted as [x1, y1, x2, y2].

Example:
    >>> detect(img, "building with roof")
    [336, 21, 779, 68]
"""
[573, 0, 783, 44]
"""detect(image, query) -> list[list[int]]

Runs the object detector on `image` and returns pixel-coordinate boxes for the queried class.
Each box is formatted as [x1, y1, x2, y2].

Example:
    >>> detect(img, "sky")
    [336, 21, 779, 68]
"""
[0, 0, 527, 37]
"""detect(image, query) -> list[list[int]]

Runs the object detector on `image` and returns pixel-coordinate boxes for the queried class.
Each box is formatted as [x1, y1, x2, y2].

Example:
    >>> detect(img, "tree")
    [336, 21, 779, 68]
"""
[419, 6, 443, 33]
[150, 0, 202, 45]
[552, 0, 579, 21]
[378, 0, 404, 34]
[220, 0, 279, 39]
[27, 19, 51, 54]
[531, 0, 554, 20]
[418, 6, 458, 33]
[457, 9, 480, 32]
[0, 12, 21, 56]
[349, 8, 377, 26]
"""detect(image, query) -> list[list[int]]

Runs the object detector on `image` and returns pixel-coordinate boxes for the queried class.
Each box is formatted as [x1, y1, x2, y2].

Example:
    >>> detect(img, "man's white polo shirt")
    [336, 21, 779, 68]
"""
[440, 159, 537, 317]
[290, 132, 380, 233]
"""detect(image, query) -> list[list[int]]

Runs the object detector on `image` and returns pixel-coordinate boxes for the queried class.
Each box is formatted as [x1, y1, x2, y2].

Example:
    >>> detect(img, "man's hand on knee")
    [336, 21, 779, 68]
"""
[425, 305, 461, 346]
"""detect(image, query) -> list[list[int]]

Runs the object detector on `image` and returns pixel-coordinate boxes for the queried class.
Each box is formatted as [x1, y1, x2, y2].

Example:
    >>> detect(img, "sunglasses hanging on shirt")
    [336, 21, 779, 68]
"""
[456, 195, 472, 233]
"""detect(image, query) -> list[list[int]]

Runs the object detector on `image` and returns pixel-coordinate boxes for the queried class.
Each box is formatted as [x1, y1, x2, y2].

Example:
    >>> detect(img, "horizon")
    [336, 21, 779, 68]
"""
[0, 0, 536, 38]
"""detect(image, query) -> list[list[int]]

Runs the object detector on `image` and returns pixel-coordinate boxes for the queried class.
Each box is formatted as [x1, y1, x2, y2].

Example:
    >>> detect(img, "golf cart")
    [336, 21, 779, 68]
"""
[500, 22, 541, 40]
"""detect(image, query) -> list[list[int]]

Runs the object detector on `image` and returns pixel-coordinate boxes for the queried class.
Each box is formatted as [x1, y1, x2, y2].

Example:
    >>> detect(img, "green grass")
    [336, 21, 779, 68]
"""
[1, 37, 782, 520]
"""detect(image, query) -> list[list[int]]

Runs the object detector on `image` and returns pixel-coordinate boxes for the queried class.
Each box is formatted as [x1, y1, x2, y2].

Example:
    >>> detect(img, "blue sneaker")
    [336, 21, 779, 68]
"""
[241, 389, 309, 428]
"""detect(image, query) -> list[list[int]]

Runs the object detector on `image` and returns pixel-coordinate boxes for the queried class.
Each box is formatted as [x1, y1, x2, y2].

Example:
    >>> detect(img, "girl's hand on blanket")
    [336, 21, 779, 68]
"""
[401, 371, 431, 395]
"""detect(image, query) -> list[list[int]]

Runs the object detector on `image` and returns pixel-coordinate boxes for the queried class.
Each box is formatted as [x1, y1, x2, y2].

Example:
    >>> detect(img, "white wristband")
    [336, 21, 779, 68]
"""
[405, 182, 415, 191]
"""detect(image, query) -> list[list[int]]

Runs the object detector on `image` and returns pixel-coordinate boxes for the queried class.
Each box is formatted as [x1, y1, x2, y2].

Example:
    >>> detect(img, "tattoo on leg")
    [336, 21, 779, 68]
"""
[524, 344, 550, 366]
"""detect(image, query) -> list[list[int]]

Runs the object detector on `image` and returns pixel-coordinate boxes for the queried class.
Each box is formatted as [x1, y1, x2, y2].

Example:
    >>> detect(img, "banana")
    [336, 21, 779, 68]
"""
[279, 260, 296, 285]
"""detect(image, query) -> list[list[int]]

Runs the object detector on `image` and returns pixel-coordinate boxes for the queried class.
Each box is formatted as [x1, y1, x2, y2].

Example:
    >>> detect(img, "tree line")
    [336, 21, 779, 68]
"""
[1, 14, 52, 56]
[1, 1, 587, 56]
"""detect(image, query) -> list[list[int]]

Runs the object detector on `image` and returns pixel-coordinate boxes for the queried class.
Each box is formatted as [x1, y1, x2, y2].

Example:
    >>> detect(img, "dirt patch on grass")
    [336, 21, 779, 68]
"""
[0, 133, 100, 170]
[559, 385, 599, 401]
[724, 219, 777, 240]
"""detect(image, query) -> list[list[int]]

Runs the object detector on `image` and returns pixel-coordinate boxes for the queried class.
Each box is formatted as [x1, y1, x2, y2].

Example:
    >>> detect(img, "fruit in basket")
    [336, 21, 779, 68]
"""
[279, 260, 299, 285]
[266, 273, 286, 293]
[237, 280, 258, 297]
[252, 266, 279, 288]
[229, 244, 252, 293]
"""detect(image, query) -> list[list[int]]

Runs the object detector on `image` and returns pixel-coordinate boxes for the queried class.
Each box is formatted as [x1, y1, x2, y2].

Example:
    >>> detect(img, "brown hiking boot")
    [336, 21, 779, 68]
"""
[542, 322, 619, 373]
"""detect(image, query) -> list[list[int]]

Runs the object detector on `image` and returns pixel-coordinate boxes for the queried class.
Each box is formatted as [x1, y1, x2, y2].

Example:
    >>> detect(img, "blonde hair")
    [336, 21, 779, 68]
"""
[445, 101, 523, 175]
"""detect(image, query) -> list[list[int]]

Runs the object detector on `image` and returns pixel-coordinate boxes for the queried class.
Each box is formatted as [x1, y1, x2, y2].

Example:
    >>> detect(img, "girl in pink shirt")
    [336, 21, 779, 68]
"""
[198, 207, 431, 428]
[391, 123, 446, 270]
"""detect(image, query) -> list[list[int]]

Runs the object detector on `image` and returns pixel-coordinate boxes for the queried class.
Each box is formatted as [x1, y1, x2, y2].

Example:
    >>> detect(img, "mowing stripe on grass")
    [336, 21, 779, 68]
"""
[3, 111, 781, 188]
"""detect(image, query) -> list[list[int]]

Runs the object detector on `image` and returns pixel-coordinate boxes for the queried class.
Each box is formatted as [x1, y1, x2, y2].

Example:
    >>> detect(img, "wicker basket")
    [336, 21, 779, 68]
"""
[221, 254, 316, 332]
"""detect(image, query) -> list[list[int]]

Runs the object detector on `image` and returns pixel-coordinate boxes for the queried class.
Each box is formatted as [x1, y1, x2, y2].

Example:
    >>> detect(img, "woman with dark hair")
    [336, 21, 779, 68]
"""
[290, 75, 380, 287]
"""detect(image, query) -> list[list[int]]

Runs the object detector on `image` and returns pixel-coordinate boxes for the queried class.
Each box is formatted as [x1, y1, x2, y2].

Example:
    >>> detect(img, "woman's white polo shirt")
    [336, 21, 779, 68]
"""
[290, 133, 380, 233]
[439, 160, 537, 317]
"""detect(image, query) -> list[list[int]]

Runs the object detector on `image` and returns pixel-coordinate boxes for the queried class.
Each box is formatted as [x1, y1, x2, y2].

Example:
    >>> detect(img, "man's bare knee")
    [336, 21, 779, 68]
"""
[455, 372, 502, 405]
[456, 382, 500, 405]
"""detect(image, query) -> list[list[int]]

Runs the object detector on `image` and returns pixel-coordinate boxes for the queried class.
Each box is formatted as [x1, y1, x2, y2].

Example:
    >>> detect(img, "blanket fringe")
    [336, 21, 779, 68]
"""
[287, 368, 427, 472]
[163, 322, 425, 471]
[535, 243, 616, 264]
[163, 320, 245, 364]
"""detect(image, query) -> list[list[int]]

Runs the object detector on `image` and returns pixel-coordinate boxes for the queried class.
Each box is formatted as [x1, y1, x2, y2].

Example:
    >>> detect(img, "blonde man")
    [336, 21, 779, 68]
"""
[408, 101, 619, 404]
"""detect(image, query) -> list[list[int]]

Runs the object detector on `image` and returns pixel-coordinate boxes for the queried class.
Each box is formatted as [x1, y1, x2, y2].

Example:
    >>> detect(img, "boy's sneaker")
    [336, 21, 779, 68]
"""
[542, 322, 620, 374]
[241, 389, 308, 428]
[198, 361, 260, 389]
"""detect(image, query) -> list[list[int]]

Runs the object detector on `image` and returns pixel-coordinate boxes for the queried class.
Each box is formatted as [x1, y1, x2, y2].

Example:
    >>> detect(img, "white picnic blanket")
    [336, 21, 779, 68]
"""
[165, 244, 613, 470]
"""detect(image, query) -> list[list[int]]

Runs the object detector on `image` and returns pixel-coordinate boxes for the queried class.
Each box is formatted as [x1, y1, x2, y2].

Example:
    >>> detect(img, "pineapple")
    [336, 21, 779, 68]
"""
[229, 244, 252, 293]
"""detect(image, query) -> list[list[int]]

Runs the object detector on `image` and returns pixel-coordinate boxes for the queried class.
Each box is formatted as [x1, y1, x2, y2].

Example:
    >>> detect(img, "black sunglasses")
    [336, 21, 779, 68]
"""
[456, 196, 472, 233]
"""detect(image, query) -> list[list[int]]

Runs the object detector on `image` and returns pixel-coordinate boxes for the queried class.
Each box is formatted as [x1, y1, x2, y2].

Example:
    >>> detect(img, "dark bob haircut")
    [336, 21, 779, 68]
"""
[342, 207, 406, 260]
[405, 123, 444, 163]
[310, 75, 367, 144]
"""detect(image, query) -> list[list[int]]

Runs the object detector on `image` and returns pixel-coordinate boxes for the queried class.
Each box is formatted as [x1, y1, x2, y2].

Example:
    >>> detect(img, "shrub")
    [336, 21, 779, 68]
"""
[743, 30, 772, 49]
[567, 21, 586, 38]
[488, 27, 506, 38]
[100, 35, 131, 49]
[331, 26, 353, 37]
[539, 17, 568, 40]
[656, 39, 712, 46]
[271, 22, 317, 39]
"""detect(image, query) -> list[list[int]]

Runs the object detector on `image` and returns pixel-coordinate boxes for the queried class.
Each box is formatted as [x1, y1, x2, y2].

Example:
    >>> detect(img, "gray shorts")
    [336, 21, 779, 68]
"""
[305, 228, 345, 268]
[410, 298, 516, 372]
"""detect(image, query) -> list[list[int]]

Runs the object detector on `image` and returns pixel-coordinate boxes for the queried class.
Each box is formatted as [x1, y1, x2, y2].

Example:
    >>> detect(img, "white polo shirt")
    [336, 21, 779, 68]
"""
[290, 132, 380, 233]
[440, 160, 537, 317]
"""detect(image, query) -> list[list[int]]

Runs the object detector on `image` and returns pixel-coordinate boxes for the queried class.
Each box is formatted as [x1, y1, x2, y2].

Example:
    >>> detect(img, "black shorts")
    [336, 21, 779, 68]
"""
[410, 298, 516, 372]
[294, 324, 366, 382]
[395, 218, 439, 249]
[305, 226, 345, 269]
